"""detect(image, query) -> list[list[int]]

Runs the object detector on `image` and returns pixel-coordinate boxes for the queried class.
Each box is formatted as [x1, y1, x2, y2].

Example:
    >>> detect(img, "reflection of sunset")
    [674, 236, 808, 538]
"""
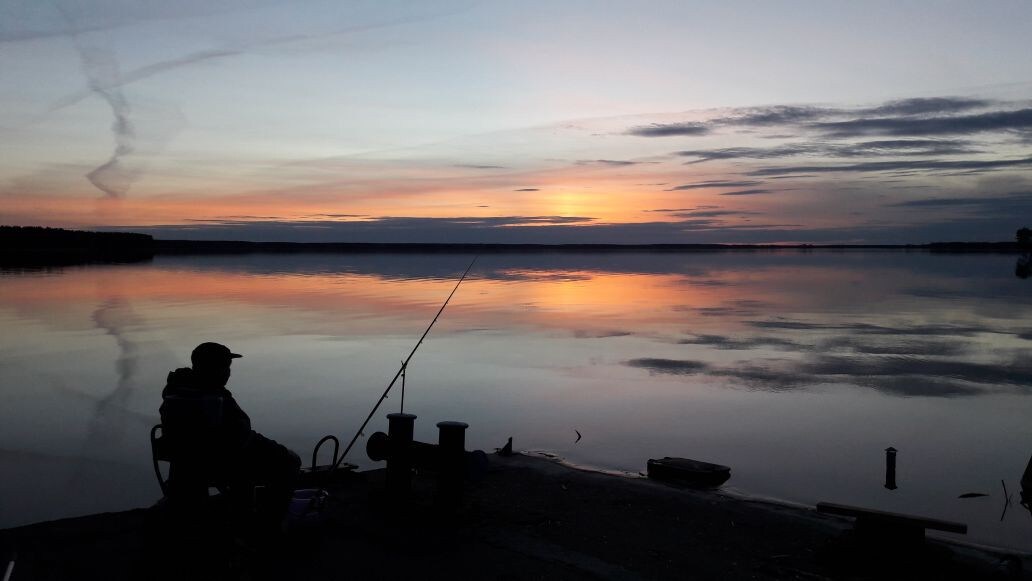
[4, 255, 1002, 349]
[0, 262, 791, 339]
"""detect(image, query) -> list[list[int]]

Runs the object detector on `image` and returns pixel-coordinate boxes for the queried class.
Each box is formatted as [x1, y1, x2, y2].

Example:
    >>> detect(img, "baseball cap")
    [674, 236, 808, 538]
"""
[191, 342, 243, 368]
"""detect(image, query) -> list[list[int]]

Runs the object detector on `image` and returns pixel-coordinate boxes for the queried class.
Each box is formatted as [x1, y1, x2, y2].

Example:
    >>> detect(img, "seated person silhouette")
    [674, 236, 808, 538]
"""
[160, 342, 301, 531]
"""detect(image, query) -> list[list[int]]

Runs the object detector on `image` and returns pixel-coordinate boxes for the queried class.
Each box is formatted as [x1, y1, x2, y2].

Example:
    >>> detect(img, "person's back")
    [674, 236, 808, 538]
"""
[160, 367, 253, 459]
[159, 342, 300, 529]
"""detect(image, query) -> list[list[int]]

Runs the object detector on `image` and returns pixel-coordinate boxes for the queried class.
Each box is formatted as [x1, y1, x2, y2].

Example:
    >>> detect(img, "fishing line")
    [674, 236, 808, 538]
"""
[330, 256, 477, 470]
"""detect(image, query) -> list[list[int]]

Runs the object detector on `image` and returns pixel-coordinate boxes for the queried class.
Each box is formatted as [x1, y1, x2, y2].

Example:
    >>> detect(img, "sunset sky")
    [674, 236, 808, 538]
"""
[2, 0, 1031, 243]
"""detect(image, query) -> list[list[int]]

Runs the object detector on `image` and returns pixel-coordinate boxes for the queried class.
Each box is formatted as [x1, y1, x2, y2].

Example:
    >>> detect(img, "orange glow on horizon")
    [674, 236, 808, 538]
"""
[0, 160, 785, 232]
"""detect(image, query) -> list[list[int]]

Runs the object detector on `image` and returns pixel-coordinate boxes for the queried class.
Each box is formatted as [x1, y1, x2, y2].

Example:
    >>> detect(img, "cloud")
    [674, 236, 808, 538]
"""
[303, 213, 367, 218]
[626, 122, 709, 137]
[747, 156, 1032, 177]
[514, 188, 540, 192]
[679, 145, 816, 163]
[888, 191, 1032, 213]
[860, 97, 995, 117]
[455, 164, 506, 169]
[575, 159, 644, 166]
[625, 97, 1003, 139]
[667, 209, 762, 218]
[712, 105, 833, 126]
[44, 48, 241, 117]
[667, 180, 762, 191]
[812, 108, 1032, 138]
[188, 215, 288, 221]
[840, 139, 982, 156]
[677, 139, 981, 163]
[68, 43, 137, 199]
[720, 189, 774, 196]
[117, 208, 1029, 245]
[36, 7, 475, 121]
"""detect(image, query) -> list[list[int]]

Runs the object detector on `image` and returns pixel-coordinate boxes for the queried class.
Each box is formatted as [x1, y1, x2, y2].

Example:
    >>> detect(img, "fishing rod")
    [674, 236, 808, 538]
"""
[330, 256, 478, 470]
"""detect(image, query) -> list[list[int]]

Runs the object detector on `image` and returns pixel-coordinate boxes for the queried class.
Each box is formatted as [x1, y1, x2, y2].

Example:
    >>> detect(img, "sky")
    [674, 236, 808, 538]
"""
[2, 0, 1032, 244]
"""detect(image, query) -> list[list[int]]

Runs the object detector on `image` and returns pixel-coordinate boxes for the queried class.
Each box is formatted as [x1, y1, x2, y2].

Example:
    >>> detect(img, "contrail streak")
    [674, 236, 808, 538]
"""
[16, 1, 474, 197]
[78, 46, 136, 199]
[40, 6, 473, 118]
[51, 2, 138, 199]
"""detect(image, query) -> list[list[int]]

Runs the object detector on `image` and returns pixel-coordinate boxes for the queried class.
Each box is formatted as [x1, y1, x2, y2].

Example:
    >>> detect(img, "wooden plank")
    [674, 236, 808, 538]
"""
[816, 502, 967, 534]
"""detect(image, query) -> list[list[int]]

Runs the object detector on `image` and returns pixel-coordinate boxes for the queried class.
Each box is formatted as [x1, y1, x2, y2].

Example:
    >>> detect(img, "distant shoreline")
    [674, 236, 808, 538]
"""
[152, 239, 1025, 254]
[1, 226, 1028, 267]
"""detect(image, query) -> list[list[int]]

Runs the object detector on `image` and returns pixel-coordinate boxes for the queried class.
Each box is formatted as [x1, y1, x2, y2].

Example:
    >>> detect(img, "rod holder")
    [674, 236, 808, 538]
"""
[386, 413, 417, 495]
[437, 421, 469, 506]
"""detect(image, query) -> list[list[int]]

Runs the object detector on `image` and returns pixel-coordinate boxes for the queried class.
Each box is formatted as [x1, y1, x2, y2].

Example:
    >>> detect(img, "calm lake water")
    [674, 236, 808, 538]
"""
[1, 251, 1030, 551]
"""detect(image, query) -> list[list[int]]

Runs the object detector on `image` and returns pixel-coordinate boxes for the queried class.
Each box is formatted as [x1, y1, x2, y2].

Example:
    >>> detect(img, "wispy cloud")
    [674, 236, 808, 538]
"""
[48, 1, 159, 200]
[860, 97, 996, 117]
[667, 180, 762, 191]
[711, 105, 832, 126]
[623, 97, 1008, 139]
[812, 108, 1032, 138]
[720, 189, 774, 196]
[665, 209, 762, 218]
[747, 156, 1032, 177]
[885, 191, 1032, 220]
[575, 159, 646, 166]
[888, 191, 1032, 209]
[677, 139, 981, 163]
[39, 7, 475, 120]
[626, 121, 709, 137]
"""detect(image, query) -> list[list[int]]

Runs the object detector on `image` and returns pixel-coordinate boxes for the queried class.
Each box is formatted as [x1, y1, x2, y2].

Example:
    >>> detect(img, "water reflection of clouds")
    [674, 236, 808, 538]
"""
[747, 320, 995, 336]
[634, 306, 1032, 397]
[572, 330, 634, 339]
[677, 334, 806, 350]
[626, 351, 1032, 398]
[677, 332, 975, 357]
[675, 299, 772, 318]
[818, 336, 971, 356]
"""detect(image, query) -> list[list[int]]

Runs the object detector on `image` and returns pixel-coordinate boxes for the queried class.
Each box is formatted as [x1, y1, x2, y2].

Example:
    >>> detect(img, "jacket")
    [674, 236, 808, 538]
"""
[159, 367, 256, 461]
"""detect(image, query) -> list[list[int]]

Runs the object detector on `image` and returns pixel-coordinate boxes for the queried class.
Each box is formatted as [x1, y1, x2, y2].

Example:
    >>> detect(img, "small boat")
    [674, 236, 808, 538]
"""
[647, 457, 731, 488]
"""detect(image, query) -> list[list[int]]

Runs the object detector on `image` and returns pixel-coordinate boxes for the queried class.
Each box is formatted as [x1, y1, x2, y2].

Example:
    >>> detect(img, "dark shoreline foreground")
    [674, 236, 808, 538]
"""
[2, 454, 1028, 580]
